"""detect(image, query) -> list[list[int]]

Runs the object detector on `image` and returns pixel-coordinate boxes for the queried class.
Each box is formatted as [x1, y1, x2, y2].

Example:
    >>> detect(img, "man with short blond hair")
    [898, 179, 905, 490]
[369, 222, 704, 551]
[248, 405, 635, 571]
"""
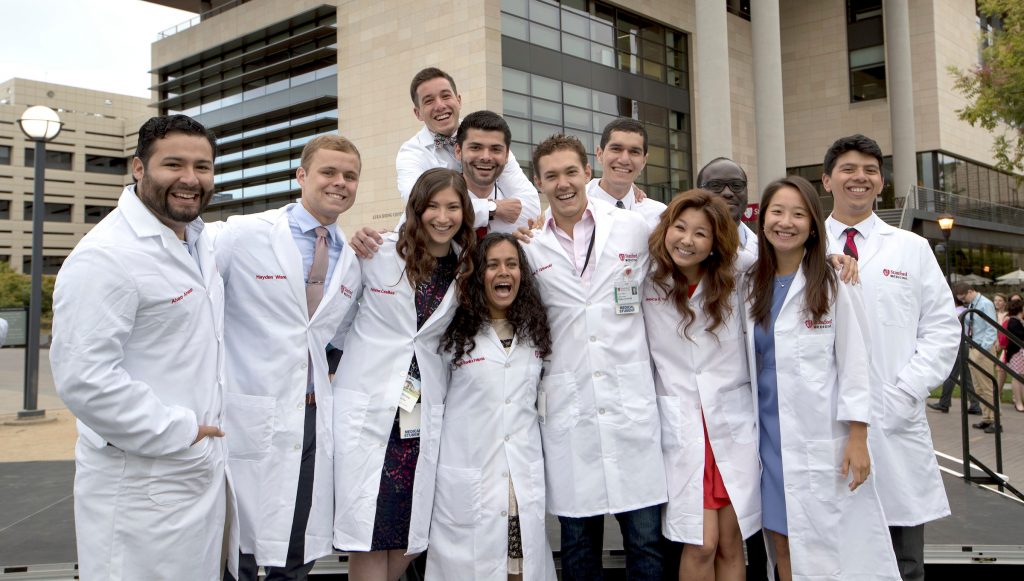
[217, 133, 363, 581]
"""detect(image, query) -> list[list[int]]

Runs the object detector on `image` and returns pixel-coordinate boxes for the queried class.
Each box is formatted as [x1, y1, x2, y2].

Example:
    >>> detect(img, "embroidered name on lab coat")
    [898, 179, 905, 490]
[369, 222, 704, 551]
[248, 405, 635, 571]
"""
[455, 356, 484, 367]
[340, 285, 354, 298]
[535, 263, 553, 275]
[882, 268, 909, 280]
[370, 287, 396, 295]
[170, 288, 194, 304]
[255, 274, 287, 280]
[618, 252, 639, 263]
[804, 318, 833, 330]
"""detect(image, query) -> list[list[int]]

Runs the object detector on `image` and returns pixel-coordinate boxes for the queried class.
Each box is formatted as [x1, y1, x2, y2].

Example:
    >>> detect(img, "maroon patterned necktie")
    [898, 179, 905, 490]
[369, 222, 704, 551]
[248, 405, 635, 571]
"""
[843, 227, 859, 260]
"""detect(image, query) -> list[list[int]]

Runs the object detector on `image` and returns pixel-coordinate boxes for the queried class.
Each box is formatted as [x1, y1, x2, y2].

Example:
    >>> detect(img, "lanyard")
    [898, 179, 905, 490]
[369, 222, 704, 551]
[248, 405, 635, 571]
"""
[579, 228, 597, 278]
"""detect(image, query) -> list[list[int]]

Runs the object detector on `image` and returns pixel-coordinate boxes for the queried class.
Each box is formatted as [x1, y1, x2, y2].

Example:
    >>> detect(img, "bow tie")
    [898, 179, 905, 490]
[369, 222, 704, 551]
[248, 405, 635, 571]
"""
[434, 133, 457, 150]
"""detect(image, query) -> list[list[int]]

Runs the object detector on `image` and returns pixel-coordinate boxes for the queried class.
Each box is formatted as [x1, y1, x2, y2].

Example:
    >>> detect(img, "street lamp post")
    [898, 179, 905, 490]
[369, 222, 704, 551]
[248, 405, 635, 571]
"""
[938, 214, 955, 287]
[17, 105, 63, 420]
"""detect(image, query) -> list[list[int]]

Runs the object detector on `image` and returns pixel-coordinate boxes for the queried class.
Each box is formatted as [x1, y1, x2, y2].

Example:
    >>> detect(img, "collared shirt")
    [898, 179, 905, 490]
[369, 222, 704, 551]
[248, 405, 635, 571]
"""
[546, 203, 597, 285]
[288, 202, 343, 287]
[825, 213, 878, 251]
[182, 219, 205, 275]
[588, 178, 637, 209]
[966, 292, 998, 350]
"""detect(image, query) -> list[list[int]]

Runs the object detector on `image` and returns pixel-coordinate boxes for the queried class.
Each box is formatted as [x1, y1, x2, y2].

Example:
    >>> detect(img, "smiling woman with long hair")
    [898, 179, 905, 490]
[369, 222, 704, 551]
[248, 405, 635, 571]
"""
[644, 190, 761, 581]
[744, 176, 898, 580]
[429, 233, 556, 581]
[333, 168, 476, 581]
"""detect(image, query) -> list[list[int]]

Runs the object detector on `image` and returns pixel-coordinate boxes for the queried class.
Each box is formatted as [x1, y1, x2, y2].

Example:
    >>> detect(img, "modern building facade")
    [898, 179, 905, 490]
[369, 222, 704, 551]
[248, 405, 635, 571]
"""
[0, 79, 149, 274]
[147, 0, 1024, 278]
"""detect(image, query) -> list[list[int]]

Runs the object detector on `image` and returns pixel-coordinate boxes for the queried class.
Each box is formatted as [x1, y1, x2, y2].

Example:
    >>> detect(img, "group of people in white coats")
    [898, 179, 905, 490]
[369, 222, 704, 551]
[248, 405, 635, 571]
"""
[48, 59, 960, 581]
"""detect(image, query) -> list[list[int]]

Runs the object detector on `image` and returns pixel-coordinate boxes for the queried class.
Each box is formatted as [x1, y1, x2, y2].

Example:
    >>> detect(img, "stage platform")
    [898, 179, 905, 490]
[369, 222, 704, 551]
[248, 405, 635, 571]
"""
[1, 458, 1022, 579]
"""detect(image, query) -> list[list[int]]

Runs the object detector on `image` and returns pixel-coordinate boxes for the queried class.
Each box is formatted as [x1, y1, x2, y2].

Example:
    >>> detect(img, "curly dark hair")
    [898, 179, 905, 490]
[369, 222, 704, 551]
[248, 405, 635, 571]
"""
[441, 233, 552, 365]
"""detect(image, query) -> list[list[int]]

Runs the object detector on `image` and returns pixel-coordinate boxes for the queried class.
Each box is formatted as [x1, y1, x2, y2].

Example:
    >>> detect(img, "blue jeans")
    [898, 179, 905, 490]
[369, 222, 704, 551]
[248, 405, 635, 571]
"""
[559, 504, 663, 581]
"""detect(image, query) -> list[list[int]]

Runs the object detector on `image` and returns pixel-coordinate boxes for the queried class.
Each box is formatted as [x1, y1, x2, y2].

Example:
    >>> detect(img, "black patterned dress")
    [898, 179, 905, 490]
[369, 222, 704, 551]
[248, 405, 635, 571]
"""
[370, 251, 458, 551]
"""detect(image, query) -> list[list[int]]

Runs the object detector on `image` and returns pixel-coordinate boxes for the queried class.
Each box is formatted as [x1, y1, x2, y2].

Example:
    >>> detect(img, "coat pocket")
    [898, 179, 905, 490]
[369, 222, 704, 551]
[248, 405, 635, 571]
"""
[615, 361, 657, 422]
[334, 388, 371, 453]
[797, 333, 834, 385]
[147, 437, 216, 506]
[720, 384, 756, 445]
[224, 392, 276, 461]
[805, 437, 849, 503]
[881, 383, 921, 435]
[433, 465, 482, 527]
[656, 395, 685, 451]
[539, 372, 580, 431]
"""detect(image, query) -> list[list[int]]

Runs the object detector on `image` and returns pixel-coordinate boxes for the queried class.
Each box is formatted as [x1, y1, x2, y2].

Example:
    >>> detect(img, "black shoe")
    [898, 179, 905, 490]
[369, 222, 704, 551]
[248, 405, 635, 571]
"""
[984, 423, 1003, 434]
[927, 402, 949, 413]
[972, 420, 993, 430]
[967, 406, 982, 415]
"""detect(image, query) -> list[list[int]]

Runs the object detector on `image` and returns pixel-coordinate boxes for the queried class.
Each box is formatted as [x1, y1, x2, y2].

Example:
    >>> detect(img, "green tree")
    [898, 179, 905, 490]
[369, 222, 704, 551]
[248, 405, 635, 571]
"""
[0, 262, 57, 319]
[950, 0, 1024, 174]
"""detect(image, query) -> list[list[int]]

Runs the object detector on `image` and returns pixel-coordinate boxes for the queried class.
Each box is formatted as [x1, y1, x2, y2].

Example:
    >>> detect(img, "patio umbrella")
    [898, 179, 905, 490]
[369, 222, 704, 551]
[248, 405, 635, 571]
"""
[996, 269, 1024, 286]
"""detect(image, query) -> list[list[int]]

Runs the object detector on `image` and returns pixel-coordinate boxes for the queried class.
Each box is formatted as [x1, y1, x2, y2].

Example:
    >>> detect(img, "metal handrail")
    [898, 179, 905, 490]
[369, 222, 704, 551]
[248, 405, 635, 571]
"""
[957, 307, 1024, 501]
[910, 185, 1024, 229]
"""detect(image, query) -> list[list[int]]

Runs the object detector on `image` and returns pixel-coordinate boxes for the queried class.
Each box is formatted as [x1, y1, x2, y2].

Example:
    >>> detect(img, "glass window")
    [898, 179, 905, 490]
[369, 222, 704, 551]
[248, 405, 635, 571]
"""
[23, 202, 73, 223]
[0, 145, 10, 165]
[24, 148, 73, 170]
[0, 199, 9, 220]
[84, 205, 115, 224]
[85, 155, 128, 175]
[502, 13, 529, 41]
[530, 0, 559, 26]
[563, 83, 590, 108]
[562, 33, 590, 59]
[503, 67, 530, 94]
[530, 22, 560, 50]
[502, 0, 528, 18]
[561, 9, 589, 37]
[504, 92, 530, 118]
[531, 74, 562, 101]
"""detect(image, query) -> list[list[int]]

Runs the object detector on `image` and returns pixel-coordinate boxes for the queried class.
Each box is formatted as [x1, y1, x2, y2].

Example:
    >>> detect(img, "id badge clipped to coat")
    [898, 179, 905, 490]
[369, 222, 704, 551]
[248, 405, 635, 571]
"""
[399, 376, 421, 439]
[613, 267, 640, 315]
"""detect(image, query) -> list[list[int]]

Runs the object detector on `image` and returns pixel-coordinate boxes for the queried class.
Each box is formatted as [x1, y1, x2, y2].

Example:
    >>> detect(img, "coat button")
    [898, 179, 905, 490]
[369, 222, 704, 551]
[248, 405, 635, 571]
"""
[505, 398, 512, 404]
[501, 511, 508, 517]
[593, 371, 602, 378]
[599, 408, 606, 414]
[505, 362, 511, 368]
[301, 362, 308, 369]
[293, 444, 301, 450]
[504, 435, 510, 442]
[502, 471, 509, 478]
[297, 402, 303, 409]
[589, 336, 597, 342]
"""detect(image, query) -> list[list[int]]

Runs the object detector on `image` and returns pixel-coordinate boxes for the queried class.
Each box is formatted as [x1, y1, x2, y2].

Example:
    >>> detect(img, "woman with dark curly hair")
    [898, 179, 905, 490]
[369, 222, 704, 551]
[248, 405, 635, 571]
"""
[429, 233, 556, 581]
[643, 190, 760, 581]
[334, 168, 475, 581]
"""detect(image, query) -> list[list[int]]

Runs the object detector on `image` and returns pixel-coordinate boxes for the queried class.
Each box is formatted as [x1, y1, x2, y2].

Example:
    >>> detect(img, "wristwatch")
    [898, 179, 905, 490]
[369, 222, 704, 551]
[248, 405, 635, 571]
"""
[488, 200, 497, 221]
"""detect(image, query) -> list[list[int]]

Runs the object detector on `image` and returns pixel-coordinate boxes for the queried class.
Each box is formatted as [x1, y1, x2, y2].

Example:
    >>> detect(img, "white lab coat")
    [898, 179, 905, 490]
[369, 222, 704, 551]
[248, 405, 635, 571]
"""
[586, 178, 666, 230]
[738, 222, 758, 264]
[742, 266, 899, 580]
[50, 186, 237, 580]
[396, 125, 540, 229]
[333, 233, 460, 554]
[643, 277, 761, 544]
[522, 200, 667, 516]
[212, 205, 361, 566]
[826, 215, 959, 526]
[426, 328, 557, 580]
[471, 183, 533, 234]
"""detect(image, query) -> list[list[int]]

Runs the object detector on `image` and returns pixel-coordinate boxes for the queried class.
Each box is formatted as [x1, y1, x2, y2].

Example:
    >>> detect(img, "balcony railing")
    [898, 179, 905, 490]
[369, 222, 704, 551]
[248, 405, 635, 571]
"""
[158, 0, 251, 39]
[906, 185, 1024, 229]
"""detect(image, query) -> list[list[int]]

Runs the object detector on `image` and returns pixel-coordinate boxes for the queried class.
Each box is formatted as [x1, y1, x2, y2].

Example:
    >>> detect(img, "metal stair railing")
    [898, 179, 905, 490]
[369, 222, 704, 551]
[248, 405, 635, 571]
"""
[957, 308, 1024, 501]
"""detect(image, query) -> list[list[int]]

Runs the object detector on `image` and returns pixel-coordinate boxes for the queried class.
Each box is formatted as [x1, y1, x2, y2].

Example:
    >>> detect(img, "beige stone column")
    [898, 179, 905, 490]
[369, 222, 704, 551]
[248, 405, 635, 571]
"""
[695, 0, 732, 165]
[884, 0, 918, 202]
[751, 0, 786, 199]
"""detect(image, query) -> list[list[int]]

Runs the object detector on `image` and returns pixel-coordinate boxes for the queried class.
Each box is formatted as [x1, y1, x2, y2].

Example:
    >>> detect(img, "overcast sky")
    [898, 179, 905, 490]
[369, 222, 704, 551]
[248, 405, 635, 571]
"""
[0, 0, 195, 97]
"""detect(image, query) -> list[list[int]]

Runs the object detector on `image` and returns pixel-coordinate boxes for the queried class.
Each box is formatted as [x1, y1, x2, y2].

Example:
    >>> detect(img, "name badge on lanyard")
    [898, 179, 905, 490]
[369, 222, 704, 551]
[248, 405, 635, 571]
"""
[400, 403, 421, 439]
[613, 266, 640, 315]
[398, 376, 421, 412]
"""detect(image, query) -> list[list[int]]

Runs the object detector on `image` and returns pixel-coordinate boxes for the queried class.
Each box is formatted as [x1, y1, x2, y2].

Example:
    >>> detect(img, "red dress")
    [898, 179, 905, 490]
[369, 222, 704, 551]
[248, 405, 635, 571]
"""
[688, 283, 731, 510]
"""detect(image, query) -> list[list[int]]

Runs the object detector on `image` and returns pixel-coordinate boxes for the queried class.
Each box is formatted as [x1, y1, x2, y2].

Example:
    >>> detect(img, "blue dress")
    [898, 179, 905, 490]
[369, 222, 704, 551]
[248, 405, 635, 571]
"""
[753, 272, 795, 535]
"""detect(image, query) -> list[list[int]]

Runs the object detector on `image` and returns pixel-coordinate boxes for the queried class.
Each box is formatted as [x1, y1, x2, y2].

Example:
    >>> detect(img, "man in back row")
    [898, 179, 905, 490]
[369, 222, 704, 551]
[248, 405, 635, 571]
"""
[397, 67, 539, 230]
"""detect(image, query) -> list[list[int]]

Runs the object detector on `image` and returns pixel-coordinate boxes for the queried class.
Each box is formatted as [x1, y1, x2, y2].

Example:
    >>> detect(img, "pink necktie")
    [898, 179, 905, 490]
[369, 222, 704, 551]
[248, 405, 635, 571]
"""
[306, 226, 329, 319]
